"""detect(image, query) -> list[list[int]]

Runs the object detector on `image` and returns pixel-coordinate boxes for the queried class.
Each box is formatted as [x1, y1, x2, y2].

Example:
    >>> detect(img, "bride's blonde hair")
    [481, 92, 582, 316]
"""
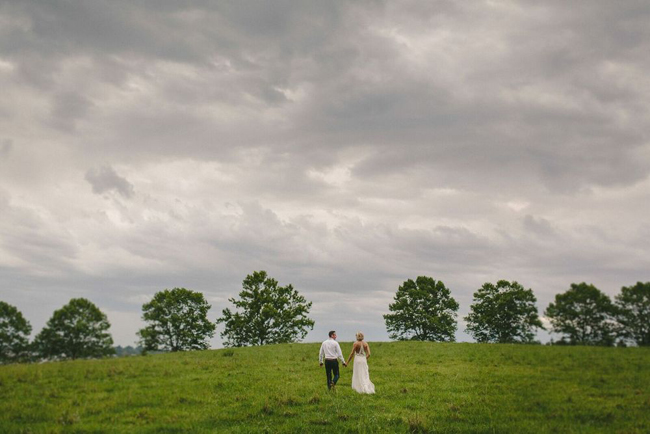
[356, 332, 364, 341]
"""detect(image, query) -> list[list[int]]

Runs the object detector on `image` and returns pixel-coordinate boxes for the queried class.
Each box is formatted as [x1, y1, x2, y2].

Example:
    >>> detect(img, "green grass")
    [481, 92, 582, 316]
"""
[1, 342, 649, 433]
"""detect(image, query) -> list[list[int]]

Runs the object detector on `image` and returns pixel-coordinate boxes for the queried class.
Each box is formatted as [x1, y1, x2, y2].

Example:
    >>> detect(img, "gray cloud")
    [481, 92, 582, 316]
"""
[1, 1, 649, 346]
[0, 139, 12, 156]
[3, 1, 648, 191]
[49, 91, 94, 131]
[85, 166, 135, 198]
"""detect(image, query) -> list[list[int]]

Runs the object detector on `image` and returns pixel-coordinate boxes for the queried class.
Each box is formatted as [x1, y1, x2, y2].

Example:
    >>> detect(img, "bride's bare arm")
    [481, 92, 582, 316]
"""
[365, 342, 371, 359]
[347, 342, 359, 365]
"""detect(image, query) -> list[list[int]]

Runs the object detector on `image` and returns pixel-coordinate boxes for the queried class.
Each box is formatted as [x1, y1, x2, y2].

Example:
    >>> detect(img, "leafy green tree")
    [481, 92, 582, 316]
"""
[465, 280, 544, 343]
[137, 288, 216, 352]
[34, 298, 114, 360]
[383, 276, 459, 341]
[0, 301, 32, 364]
[615, 282, 650, 346]
[544, 282, 617, 346]
[217, 271, 315, 347]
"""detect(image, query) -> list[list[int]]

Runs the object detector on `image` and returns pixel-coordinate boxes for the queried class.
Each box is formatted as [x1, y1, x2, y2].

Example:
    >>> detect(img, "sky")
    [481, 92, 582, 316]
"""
[1, 0, 649, 347]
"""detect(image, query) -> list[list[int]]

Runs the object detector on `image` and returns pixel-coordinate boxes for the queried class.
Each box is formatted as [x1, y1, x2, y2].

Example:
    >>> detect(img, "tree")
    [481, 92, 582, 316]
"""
[217, 271, 315, 347]
[544, 282, 617, 346]
[34, 298, 114, 360]
[614, 282, 650, 346]
[383, 276, 459, 341]
[137, 288, 216, 352]
[465, 280, 544, 343]
[0, 301, 32, 364]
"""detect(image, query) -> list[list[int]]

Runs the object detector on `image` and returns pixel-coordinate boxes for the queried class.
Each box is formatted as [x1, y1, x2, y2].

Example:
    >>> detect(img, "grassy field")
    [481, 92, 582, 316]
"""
[1, 342, 649, 433]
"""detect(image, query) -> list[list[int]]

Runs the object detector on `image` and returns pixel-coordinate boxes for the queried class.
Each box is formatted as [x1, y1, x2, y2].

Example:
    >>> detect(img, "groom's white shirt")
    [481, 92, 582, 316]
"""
[319, 338, 345, 364]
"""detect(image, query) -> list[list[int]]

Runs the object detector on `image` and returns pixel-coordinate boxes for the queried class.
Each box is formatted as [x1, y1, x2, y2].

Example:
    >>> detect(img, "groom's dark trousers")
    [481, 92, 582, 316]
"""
[325, 359, 340, 389]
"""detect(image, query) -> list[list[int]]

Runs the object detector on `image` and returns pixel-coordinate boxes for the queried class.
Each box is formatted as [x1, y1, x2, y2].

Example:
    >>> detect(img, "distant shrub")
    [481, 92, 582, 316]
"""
[114, 345, 143, 357]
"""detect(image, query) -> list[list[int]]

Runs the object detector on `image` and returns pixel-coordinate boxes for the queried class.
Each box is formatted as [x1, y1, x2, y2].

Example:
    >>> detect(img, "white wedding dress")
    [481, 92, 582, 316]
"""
[351, 343, 375, 394]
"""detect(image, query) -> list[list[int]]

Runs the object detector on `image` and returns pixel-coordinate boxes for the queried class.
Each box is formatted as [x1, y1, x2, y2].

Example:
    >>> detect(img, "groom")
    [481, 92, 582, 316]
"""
[319, 330, 347, 390]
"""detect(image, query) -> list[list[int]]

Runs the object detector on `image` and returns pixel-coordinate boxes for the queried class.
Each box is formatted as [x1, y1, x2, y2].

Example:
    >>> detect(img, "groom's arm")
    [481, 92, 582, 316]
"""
[319, 343, 325, 365]
[336, 342, 346, 366]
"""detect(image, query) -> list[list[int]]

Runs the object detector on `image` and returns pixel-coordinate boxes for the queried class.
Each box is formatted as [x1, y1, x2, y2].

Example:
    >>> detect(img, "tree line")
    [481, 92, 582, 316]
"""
[0, 271, 312, 363]
[385, 277, 649, 347]
[1, 272, 648, 364]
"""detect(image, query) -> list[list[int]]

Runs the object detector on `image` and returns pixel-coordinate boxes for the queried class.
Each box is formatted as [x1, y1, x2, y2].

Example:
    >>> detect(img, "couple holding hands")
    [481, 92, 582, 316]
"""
[318, 330, 375, 394]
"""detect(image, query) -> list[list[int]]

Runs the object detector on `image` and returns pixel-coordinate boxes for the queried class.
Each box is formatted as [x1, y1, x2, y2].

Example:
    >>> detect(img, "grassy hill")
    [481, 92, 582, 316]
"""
[1, 342, 649, 433]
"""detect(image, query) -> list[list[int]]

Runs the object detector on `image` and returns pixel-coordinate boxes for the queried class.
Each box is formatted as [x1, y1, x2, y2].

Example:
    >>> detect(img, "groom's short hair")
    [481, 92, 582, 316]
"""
[328, 330, 336, 337]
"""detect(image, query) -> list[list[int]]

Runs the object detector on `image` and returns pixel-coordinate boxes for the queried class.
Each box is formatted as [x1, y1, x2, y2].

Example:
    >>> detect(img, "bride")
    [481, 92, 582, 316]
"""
[346, 332, 375, 394]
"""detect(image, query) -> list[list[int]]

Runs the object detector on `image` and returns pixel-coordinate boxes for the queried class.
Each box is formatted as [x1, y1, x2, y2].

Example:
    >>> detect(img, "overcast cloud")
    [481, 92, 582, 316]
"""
[1, 0, 649, 346]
